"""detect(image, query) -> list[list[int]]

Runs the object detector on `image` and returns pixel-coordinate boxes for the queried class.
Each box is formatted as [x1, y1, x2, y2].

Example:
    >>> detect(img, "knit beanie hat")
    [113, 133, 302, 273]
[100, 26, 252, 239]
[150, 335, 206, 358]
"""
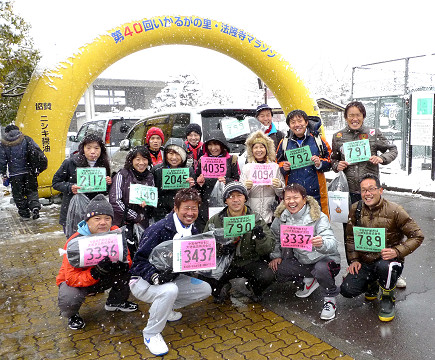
[85, 194, 114, 220]
[222, 181, 248, 202]
[146, 127, 164, 145]
[165, 144, 187, 163]
[185, 123, 202, 138]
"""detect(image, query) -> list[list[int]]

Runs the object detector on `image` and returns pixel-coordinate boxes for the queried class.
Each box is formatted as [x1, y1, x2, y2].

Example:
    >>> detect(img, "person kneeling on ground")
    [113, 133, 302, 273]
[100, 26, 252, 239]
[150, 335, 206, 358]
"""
[203, 181, 275, 304]
[129, 188, 212, 357]
[56, 194, 138, 330]
[269, 183, 341, 320]
[340, 174, 424, 322]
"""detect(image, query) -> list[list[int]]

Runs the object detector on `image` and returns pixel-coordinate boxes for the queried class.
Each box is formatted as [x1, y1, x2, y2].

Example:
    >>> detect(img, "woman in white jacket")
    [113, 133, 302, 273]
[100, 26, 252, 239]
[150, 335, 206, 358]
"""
[240, 130, 285, 225]
[269, 183, 341, 320]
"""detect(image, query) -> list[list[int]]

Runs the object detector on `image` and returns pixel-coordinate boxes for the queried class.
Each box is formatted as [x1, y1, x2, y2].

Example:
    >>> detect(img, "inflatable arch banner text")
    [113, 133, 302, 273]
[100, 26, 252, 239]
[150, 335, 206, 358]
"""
[16, 15, 319, 197]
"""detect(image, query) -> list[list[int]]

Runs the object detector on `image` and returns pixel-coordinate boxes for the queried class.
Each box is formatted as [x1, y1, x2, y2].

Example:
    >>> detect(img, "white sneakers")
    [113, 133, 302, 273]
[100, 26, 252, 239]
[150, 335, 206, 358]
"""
[295, 278, 320, 298]
[167, 310, 182, 322]
[144, 332, 169, 356]
[321, 297, 336, 320]
[396, 276, 407, 288]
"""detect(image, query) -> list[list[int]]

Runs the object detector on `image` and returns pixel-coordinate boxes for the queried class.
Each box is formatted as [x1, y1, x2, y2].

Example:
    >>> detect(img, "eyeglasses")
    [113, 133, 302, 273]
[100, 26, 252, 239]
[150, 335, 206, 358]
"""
[361, 187, 379, 194]
[347, 113, 363, 119]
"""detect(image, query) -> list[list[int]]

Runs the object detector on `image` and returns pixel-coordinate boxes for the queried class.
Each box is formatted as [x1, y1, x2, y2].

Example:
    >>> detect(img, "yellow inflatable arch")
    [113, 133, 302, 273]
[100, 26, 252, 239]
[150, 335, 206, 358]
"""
[16, 15, 319, 198]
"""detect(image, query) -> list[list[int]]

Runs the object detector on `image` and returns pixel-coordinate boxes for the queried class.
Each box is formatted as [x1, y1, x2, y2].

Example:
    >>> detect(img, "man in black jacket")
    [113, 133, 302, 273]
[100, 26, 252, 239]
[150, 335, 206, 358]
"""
[0, 125, 42, 220]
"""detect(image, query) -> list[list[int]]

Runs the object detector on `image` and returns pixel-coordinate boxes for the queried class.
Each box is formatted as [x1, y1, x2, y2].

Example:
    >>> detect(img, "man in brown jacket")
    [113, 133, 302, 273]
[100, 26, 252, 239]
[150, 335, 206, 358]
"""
[340, 174, 423, 322]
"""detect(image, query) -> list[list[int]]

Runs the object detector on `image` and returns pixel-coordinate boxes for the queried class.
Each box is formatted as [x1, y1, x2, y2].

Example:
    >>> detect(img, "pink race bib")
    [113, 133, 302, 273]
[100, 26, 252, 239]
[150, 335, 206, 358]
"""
[280, 225, 313, 251]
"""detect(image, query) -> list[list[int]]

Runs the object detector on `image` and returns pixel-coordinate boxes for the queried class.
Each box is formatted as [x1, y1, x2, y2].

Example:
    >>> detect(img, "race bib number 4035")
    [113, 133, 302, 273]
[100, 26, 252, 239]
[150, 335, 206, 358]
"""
[201, 157, 227, 178]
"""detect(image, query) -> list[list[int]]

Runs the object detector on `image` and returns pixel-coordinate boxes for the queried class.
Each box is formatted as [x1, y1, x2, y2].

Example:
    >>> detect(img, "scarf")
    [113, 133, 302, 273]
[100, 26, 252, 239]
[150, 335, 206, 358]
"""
[172, 212, 193, 240]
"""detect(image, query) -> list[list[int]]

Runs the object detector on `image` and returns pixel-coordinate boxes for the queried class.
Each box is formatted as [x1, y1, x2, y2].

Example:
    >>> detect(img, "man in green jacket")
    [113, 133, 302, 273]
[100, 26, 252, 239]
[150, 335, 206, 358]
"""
[203, 181, 275, 303]
[340, 174, 424, 322]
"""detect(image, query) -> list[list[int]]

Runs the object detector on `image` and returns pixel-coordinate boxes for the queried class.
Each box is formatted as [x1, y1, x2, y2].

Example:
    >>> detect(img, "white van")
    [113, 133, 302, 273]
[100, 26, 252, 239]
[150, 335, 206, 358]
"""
[68, 110, 153, 158]
[110, 106, 264, 173]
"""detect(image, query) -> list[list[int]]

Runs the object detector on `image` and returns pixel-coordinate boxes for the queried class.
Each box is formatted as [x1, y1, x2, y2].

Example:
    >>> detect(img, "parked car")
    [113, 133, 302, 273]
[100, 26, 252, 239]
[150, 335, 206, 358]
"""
[110, 106, 263, 173]
[68, 111, 152, 158]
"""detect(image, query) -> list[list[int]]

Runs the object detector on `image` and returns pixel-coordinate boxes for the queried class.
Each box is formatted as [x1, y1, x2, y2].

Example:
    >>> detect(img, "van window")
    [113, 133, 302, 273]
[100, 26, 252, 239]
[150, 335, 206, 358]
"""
[171, 113, 190, 138]
[76, 120, 106, 143]
[109, 119, 137, 146]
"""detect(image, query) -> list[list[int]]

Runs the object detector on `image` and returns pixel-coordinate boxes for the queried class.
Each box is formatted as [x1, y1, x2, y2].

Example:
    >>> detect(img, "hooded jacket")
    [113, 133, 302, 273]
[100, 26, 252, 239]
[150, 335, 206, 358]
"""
[330, 124, 398, 194]
[151, 138, 195, 221]
[52, 153, 110, 226]
[270, 196, 340, 265]
[56, 223, 132, 288]
[195, 133, 240, 231]
[346, 197, 423, 264]
[276, 116, 331, 217]
[0, 130, 38, 177]
[240, 130, 285, 224]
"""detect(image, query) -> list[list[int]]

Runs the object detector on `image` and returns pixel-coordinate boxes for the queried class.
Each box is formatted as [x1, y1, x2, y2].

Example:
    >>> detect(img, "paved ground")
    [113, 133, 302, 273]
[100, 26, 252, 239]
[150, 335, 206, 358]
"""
[0, 199, 354, 360]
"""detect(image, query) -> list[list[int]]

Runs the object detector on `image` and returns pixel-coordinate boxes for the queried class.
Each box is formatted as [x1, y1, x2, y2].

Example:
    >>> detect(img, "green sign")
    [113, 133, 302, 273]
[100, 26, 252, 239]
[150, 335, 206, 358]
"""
[353, 226, 386, 252]
[343, 139, 371, 164]
[129, 184, 158, 207]
[223, 214, 255, 237]
[285, 146, 313, 169]
[162, 168, 190, 190]
[417, 97, 433, 115]
[77, 167, 107, 193]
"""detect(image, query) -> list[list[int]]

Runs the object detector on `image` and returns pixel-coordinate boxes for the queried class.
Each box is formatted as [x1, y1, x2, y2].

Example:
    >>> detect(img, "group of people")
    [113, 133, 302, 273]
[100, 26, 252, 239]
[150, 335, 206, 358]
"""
[0, 101, 424, 357]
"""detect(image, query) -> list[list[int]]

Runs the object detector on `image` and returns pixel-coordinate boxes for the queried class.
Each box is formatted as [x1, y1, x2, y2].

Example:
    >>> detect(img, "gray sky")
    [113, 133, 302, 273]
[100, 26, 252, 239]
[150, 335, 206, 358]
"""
[13, 0, 435, 92]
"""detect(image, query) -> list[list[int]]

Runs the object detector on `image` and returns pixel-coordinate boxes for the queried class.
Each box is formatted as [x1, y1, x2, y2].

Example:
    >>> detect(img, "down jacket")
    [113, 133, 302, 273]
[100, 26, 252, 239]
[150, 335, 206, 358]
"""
[270, 196, 340, 265]
[330, 124, 398, 194]
[52, 153, 110, 226]
[276, 116, 332, 217]
[204, 206, 274, 268]
[0, 130, 39, 177]
[240, 130, 285, 224]
[56, 224, 132, 288]
[346, 197, 424, 264]
[130, 211, 199, 283]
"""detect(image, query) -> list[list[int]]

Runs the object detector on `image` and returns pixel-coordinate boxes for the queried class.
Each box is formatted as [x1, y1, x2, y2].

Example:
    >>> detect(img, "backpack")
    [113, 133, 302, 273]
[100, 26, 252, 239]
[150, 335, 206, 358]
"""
[280, 133, 325, 158]
[25, 136, 48, 174]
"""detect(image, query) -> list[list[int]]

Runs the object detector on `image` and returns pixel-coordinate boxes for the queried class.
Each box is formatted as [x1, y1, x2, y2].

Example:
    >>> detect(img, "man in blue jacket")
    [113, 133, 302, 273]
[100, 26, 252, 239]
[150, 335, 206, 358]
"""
[129, 188, 211, 356]
[0, 125, 42, 220]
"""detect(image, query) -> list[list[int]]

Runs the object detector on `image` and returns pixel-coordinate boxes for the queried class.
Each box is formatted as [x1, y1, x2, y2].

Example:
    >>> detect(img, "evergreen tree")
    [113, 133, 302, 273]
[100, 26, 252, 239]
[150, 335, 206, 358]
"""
[0, 0, 40, 125]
